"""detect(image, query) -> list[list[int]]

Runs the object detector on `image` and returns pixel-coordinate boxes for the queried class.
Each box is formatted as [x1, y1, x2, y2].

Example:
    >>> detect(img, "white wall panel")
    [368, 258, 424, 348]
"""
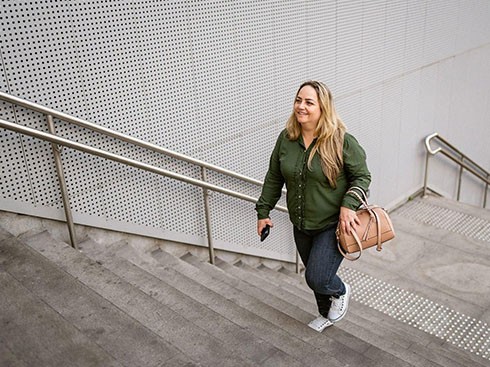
[380, 79, 403, 201]
[1, 0, 489, 263]
[455, 0, 490, 50]
[396, 71, 425, 200]
[360, 0, 386, 89]
[306, 0, 336, 87]
[383, 1, 409, 81]
[403, 1, 427, 72]
[335, 0, 364, 96]
[423, 0, 459, 64]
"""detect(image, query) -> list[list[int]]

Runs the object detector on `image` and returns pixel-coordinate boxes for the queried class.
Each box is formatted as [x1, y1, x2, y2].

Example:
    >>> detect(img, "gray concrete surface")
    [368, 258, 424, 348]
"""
[0, 193, 488, 366]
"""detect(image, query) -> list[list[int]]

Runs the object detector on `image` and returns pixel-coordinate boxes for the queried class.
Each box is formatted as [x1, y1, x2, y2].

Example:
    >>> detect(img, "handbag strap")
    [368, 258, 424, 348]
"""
[336, 229, 363, 261]
[371, 207, 383, 251]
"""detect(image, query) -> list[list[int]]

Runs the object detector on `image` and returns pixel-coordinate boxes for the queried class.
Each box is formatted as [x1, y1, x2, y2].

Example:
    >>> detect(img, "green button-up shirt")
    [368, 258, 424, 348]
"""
[255, 129, 371, 231]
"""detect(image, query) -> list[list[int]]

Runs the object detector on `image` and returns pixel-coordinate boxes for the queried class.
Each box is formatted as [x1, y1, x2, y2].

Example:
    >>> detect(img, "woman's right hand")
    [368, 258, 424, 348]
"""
[257, 218, 273, 236]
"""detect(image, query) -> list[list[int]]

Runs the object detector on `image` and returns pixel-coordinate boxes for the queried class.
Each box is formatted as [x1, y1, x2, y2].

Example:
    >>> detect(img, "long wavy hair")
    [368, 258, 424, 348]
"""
[286, 80, 346, 188]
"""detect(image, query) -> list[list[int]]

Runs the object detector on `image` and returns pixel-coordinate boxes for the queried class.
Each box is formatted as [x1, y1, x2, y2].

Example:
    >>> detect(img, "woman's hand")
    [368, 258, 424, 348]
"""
[257, 218, 273, 236]
[339, 206, 360, 235]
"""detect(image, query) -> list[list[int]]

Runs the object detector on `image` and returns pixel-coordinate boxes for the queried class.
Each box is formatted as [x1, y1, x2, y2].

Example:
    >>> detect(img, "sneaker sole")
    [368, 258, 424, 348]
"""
[308, 316, 333, 332]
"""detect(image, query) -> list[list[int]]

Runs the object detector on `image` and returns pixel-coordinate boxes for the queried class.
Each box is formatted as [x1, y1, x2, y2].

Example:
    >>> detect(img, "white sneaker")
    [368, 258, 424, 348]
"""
[307, 315, 333, 332]
[328, 283, 351, 323]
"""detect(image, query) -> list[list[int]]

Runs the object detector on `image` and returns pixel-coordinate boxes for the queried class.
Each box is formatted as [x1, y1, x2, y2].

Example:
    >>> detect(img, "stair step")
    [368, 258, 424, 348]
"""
[2, 206, 488, 367]
[179, 252, 413, 367]
[0, 235, 195, 367]
[212, 256, 455, 367]
[0, 226, 11, 241]
[255, 263, 478, 367]
[254, 264, 436, 352]
[78, 239, 301, 367]
[351, 305, 490, 367]
[270, 263, 490, 367]
[253, 263, 314, 302]
[119, 244, 352, 366]
[0, 342, 26, 367]
[0, 272, 122, 367]
[251, 263, 415, 346]
[0, 242, 123, 367]
[18, 231, 255, 367]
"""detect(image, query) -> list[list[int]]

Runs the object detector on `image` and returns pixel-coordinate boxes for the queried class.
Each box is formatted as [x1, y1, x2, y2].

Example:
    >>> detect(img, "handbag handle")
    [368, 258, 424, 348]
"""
[337, 189, 384, 260]
[347, 189, 383, 251]
[346, 186, 369, 207]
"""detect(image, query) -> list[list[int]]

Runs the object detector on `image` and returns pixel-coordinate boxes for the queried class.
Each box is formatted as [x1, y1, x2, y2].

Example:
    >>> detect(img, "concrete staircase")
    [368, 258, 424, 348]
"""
[0, 195, 489, 366]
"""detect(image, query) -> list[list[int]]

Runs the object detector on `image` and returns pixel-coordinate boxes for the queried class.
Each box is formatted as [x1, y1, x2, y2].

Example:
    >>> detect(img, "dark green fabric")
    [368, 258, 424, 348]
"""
[255, 129, 371, 231]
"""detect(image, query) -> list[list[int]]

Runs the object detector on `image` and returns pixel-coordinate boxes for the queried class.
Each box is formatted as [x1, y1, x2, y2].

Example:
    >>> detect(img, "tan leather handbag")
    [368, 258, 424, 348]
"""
[336, 187, 395, 261]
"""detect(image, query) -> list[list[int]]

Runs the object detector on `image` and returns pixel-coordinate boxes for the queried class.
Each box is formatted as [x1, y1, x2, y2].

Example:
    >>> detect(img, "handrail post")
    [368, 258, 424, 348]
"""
[201, 167, 215, 265]
[46, 115, 78, 249]
[423, 151, 430, 198]
[456, 154, 464, 201]
[484, 174, 489, 209]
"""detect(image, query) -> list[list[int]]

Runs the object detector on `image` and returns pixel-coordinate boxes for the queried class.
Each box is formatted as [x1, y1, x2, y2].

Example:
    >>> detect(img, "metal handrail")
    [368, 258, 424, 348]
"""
[0, 91, 287, 191]
[423, 132, 489, 207]
[0, 118, 287, 207]
[0, 91, 295, 270]
[0, 118, 292, 259]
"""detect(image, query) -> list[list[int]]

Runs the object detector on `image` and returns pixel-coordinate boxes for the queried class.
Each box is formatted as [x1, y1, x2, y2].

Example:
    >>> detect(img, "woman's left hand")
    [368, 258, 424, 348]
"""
[339, 206, 360, 235]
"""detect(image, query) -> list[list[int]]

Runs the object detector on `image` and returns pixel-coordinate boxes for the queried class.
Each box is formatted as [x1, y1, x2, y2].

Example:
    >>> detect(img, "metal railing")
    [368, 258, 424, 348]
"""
[0, 92, 295, 270]
[423, 132, 489, 208]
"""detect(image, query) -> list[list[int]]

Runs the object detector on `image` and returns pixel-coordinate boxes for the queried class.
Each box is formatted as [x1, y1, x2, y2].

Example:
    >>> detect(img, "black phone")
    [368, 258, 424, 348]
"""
[260, 224, 270, 242]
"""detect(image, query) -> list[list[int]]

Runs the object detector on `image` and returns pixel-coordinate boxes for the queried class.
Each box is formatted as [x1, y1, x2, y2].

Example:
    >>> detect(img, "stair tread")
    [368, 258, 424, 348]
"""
[0, 247, 122, 367]
[252, 261, 488, 367]
[0, 342, 27, 367]
[215, 257, 460, 367]
[179, 252, 415, 367]
[1, 235, 194, 367]
[120, 244, 353, 367]
[254, 263, 446, 359]
[18, 231, 256, 367]
[78, 239, 302, 367]
[252, 263, 415, 348]
[2, 207, 488, 367]
[271, 262, 490, 367]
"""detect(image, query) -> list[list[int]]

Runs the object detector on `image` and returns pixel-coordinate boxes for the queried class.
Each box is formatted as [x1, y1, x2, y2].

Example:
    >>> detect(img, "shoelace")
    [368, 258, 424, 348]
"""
[318, 319, 329, 327]
[330, 296, 346, 311]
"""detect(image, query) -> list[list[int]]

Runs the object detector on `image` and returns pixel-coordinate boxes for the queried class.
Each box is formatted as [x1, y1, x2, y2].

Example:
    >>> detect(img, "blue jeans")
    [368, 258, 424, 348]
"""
[293, 223, 346, 317]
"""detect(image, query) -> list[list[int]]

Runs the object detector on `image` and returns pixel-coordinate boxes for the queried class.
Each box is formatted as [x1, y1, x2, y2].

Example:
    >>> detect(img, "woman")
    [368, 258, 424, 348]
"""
[255, 80, 371, 332]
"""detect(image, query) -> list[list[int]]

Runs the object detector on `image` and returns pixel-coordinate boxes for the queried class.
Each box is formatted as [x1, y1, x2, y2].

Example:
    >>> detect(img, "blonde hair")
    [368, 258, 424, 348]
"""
[286, 80, 346, 188]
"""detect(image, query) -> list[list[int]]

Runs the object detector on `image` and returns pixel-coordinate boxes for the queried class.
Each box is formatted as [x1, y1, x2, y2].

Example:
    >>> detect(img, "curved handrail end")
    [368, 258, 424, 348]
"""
[425, 132, 442, 155]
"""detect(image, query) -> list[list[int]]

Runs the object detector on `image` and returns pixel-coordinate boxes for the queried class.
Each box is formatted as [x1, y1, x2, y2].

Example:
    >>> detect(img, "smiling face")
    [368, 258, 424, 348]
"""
[294, 85, 322, 130]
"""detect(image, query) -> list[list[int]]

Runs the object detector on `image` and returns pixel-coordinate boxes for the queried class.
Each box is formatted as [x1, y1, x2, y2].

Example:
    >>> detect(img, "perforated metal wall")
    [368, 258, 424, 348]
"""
[1, 1, 489, 262]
